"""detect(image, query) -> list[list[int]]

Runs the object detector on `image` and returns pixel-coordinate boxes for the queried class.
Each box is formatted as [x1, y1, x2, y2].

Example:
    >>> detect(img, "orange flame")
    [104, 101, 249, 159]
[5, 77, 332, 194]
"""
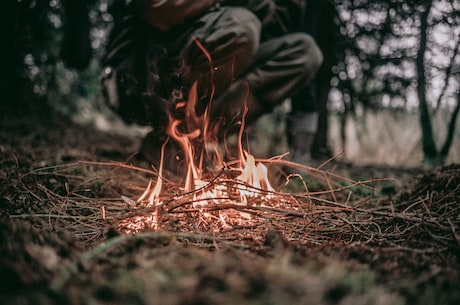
[138, 39, 275, 228]
[137, 140, 167, 229]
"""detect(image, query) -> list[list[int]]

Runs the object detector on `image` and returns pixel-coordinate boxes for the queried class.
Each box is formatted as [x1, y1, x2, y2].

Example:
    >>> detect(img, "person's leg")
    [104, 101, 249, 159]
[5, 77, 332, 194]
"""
[286, 111, 319, 163]
[246, 33, 322, 114]
[285, 1, 329, 164]
[183, 7, 261, 96]
[156, 6, 261, 111]
[286, 84, 319, 162]
[210, 32, 323, 135]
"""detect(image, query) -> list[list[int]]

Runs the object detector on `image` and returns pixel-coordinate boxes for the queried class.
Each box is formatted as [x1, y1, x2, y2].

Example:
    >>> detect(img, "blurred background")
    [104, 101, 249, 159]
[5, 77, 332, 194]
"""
[1, 0, 459, 167]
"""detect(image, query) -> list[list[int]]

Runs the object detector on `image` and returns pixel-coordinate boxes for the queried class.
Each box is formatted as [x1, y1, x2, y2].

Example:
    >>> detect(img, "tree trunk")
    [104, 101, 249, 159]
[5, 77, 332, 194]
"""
[60, 0, 93, 70]
[0, 0, 20, 108]
[416, 0, 438, 164]
[312, 1, 341, 159]
[440, 91, 460, 163]
[313, 65, 332, 158]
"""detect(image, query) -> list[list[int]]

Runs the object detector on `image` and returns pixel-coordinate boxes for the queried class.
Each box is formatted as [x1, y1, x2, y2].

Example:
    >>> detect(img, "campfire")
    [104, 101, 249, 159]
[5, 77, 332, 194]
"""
[127, 80, 281, 232]
[114, 41, 338, 234]
[9, 42, 400, 246]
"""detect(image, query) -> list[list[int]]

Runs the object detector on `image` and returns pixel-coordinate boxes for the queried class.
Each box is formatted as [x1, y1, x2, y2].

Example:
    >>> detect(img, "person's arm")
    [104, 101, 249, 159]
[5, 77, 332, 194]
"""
[136, 0, 217, 31]
[220, 0, 304, 38]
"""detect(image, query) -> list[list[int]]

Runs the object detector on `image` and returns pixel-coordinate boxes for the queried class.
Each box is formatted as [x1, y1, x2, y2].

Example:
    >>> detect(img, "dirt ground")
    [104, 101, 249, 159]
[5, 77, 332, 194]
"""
[1, 104, 459, 305]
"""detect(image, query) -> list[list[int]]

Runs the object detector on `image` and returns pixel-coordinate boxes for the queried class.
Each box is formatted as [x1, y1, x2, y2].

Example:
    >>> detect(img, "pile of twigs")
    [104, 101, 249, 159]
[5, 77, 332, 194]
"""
[9, 161, 460, 253]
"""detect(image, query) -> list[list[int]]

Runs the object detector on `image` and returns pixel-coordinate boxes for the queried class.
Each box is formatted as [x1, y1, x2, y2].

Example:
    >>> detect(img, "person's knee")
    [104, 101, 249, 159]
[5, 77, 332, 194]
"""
[194, 7, 261, 90]
[218, 7, 261, 56]
[306, 34, 324, 72]
[227, 8, 261, 37]
[293, 33, 324, 81]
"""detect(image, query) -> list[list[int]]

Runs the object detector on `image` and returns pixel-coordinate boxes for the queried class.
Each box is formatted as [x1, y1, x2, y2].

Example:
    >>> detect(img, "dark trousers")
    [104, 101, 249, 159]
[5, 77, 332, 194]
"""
[290, 0, 322, 114]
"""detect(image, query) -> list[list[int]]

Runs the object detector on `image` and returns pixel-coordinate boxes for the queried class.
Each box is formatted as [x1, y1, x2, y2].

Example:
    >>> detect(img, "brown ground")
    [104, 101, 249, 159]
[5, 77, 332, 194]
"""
[1, 105, 459, 305]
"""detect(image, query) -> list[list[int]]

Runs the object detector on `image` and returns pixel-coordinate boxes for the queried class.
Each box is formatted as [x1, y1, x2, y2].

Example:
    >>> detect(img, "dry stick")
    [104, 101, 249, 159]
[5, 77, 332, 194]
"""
[290, 178, 384, 197]
[302, 195, 356, 210]
[226, 179, 374, 208]
[285, 173, 310, 192]
[442, 205, 460, 220]
[21, 160, 158, 186]
[424, 229, 452, 247]
[421, 201, 452, 231]
[323, 170, 337, 203]
[12, 182, 128, 234]
[379, 240, 449, 254]
[267, 157, 371, 188]
[22, 157, 459, 252]
[448, 218, 460, 248]
[10, 214, 97, 220]
[18, 180, 46, 202]
[356, 207, 455, 239]
[332, 213, 376, 237]
[165, 175, 298, 212]
[78, 160, 159, 176]
[23, 176, 434, 245]
[402, 196, 428, 213]
[167, 196, 237, 212]
[285, 173, 314, 207]
[164, 169, 227, 199]
[218, 178, 280, 196]
[32, 156, 375, 208]
[167, 203, 353, 225]
[21, 162, 150, 209]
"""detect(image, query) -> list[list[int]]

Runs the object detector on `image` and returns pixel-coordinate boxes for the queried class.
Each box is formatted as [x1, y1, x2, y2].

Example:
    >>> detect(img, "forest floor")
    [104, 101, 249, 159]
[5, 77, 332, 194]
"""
[1, 104, 459, 305]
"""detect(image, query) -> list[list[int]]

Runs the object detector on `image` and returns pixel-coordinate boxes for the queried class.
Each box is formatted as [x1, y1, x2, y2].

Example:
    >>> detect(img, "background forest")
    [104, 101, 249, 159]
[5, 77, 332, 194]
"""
[1, 0, 459, 166]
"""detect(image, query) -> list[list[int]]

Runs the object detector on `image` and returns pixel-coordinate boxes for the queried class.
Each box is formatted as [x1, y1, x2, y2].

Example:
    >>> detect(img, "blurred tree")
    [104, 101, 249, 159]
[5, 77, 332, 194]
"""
[417, 0, 460, 164]
[0, 0, 63, 113]
[311, 0, 343, 159]
[60, 0, 94, 70]
[333, 0, 460, 165]
[0, 0, 20, 108]
[416, 0, 438, 163]
[0, 0, 112, 118]
[287, 0, 342, 161]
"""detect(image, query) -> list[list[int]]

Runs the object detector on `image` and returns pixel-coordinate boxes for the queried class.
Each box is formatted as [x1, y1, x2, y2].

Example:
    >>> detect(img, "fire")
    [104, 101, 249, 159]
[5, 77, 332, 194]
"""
[136, 80, 275, 229]
[133, 38, 277, 230]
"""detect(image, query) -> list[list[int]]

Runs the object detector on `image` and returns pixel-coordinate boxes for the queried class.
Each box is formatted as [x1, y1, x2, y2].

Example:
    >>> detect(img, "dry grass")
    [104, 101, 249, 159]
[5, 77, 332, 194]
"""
[10, 160, 459, 258]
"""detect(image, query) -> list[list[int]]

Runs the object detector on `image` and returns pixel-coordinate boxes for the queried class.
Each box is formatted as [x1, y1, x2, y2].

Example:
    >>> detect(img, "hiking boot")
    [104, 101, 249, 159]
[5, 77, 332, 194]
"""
[289, 131, 315, 164]
[286, 112, 318, 165]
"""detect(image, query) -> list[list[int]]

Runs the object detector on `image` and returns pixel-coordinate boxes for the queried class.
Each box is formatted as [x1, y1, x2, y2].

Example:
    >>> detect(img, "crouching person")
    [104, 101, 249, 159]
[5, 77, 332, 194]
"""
[100, 0, 323, 179]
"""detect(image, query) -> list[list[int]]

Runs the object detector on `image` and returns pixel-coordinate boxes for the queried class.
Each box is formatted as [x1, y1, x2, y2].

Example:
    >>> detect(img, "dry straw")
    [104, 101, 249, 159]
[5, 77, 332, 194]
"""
[11, 160, 459, 255]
